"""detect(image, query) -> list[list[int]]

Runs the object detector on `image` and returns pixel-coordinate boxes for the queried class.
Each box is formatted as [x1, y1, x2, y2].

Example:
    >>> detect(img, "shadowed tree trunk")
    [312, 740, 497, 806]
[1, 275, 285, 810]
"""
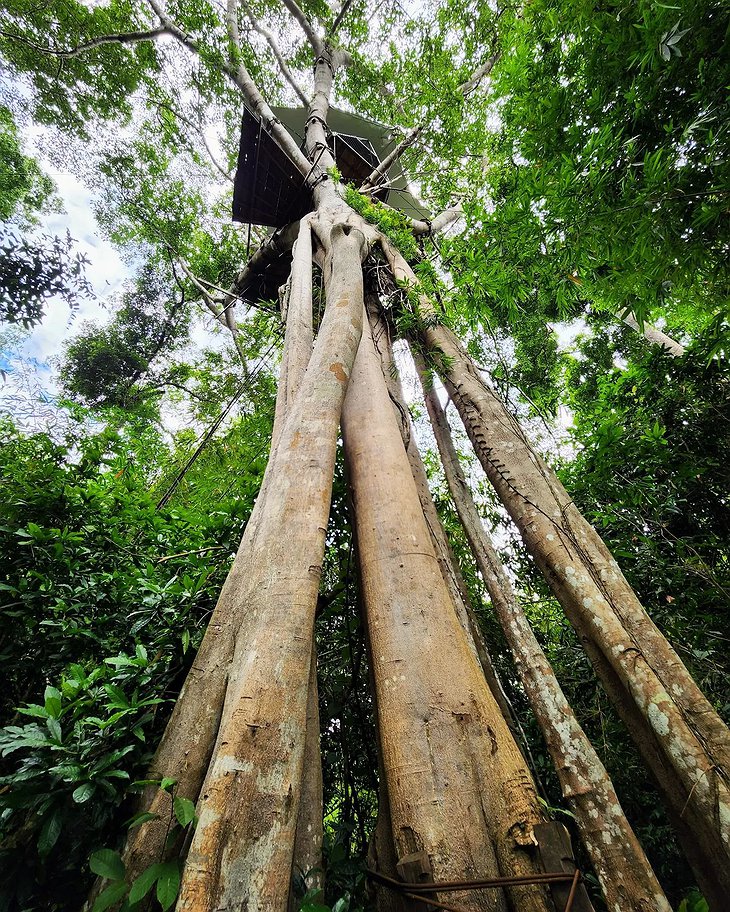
[342, 310, 552, 912]
[415, 356, 672, 912]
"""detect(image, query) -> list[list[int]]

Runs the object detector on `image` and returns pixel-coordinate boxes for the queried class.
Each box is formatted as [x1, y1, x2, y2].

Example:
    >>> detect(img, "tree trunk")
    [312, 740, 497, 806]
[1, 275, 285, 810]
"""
[342, 310, 551, 912]
[381, 237, 730, 908]
[416, 358, 672, 912]
[368, 305, 520, 741]
[174, 217, 366, 911]
[119, 218, 320, 894]
[421, 322, 730, 908]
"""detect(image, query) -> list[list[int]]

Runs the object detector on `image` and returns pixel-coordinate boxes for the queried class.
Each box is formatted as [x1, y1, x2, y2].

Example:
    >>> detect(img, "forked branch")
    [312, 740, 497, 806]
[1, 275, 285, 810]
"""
[242, 1, 309, 104]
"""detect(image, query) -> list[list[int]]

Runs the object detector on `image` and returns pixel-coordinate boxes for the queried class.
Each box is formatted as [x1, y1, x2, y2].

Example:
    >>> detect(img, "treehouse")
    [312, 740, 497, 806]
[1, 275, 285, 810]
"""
[232, 105, 429, 304]
[231, 105, 429, 228]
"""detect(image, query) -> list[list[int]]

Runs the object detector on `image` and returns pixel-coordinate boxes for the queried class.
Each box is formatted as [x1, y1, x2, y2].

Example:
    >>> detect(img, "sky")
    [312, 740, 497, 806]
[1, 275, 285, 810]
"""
[1, 162, 128, 417]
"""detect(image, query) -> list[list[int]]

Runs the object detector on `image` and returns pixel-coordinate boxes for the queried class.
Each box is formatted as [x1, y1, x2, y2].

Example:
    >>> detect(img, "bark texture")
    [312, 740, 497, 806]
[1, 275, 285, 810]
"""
[368, 308, 517, 735]
[175, 218, 367, 912]
[342, 312, 551, 912]
[292, 649, 325, 895]
[417, 360, 672, 912]
[381, 238, 730, 908]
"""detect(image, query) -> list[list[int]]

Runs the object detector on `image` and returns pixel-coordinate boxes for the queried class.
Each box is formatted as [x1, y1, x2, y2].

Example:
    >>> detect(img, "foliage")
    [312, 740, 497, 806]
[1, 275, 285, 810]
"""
[59, 260, 189, 410]
[0, 107, 92, 327]
[0, 226, 92, 328]
[0, 413, 268, 910]
[0, 105, 57, 222]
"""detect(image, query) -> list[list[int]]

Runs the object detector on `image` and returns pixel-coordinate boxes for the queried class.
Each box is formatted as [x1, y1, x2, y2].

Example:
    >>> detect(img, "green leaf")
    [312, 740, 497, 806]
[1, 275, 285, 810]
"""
[43, 686, 62, 719]
[46, 717, 62, 743]
[155, 860, 181, 911]
[73, 783, 96, 803]
[160, 777, 177, 792]
[128, 862, 164, 904]
[89, 848, 125, 881]
[126, 811, 158, 830]
[92, 881, 128, 912]
[173, 796, 197, 827]
[38, 810, 63, 856]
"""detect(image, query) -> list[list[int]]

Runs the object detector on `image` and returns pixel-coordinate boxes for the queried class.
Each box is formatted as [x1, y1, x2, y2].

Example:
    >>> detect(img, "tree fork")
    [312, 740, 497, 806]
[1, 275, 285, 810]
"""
[342, 308, 551, 912]
[415, 358, 672, 912]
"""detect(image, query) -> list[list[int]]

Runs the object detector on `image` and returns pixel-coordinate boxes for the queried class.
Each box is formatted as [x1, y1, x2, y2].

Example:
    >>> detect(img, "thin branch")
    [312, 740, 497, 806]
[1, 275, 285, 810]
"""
[155, 100, 234, 182]
[145, 0, 313, 176]
[457, 51, 500, 96]
[174, 253, 248, 362]
[0, 25, 168, 58]
[199, 127, 235, 183]
[359, 125, 423, 191]
[157, 546, 227, 563]
[329, 0, 356, 38]
[280, 0, 323, 53]
[241, 3, 309, 105]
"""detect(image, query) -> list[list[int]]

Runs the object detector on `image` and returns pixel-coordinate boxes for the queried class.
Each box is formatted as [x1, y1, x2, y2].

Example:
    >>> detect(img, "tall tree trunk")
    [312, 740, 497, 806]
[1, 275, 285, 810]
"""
[381, 238, 730, 909]
[416, 358, 672, 912]
[273, 226, 324, 901]
[175, 217, 367, 911]
[272, 216, 315, 448]
[119, 219, 319, 892]
[342, 310, 551, 912]
[368, 305, 520, 740]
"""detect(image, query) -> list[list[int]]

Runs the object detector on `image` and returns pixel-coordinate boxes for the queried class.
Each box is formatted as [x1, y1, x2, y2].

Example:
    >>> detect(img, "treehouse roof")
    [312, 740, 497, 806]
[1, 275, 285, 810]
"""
[232, 105, 429, 229]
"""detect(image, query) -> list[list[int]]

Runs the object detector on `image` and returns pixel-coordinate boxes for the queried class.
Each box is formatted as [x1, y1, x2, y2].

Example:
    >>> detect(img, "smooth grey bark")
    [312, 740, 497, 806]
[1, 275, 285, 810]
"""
[621, 313, 686, 356]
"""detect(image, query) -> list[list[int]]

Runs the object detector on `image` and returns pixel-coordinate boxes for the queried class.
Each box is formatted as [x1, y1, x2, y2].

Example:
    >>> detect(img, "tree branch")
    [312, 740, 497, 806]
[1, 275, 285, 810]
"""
[409, 203, 463, 236]
[279, 0, 322, 53]
[360, 125, 423, 191]
[457, 52, 500, 96]
[155, 101, 234, 182]
[621, 312, 686, 357]
[242, 3, 309, 105]
[0, 25, 168, 58]
[226, 0, 243, 54]
[329, 0, 356, 38]
[145, 0, 313, 177]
